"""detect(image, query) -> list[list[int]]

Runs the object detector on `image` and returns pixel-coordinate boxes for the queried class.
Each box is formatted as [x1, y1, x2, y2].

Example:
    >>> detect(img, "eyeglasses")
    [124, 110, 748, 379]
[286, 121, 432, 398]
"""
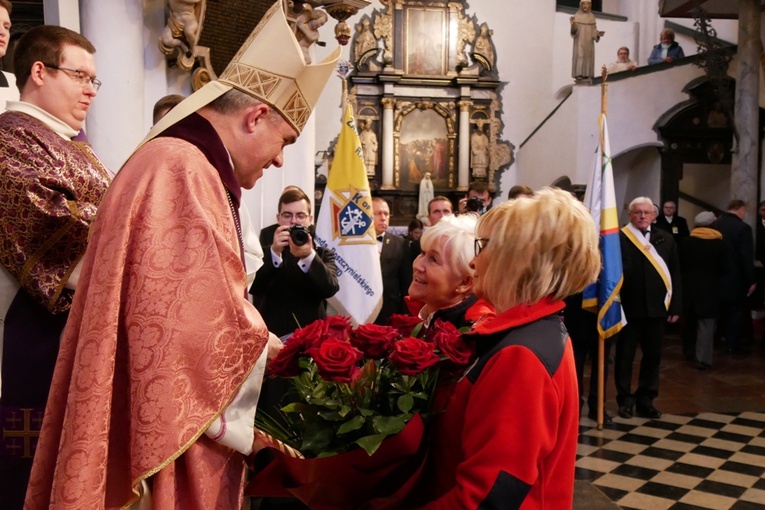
[474, 237, 490, 256]
[43, 64, 102, 91]
[279, 212, 309, 221]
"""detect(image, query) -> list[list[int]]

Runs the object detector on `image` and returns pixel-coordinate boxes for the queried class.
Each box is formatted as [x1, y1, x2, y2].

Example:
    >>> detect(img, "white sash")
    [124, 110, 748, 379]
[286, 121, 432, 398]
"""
[622, 223, 672, 310]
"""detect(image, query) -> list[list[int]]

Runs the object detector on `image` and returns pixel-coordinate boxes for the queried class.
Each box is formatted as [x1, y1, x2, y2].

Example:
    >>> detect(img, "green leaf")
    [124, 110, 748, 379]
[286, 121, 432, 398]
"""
[355, 433, 388, 456]
[397, 393, 414, 414]
[301, 425, 334, 455]
[337, 415, 366, 435]
[318, 410, 344, 421]
[280, 402, 312, 414]
[372, 414, 407, 435]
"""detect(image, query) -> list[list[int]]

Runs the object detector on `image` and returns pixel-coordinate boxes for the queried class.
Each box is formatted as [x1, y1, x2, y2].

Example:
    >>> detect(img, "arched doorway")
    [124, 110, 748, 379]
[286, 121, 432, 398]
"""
[654, 78, 740, 218]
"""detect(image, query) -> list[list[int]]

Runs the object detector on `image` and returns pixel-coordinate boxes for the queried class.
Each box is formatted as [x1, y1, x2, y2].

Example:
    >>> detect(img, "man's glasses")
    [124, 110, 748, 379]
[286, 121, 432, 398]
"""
[43, 64, 102, 91]
[474, 237, 490, 256]
[279, 212, 309, 221]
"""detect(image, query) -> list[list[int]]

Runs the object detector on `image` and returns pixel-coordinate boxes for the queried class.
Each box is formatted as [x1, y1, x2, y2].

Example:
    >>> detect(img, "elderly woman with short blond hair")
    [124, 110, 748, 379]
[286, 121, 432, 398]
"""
[416, 188, 600, 510]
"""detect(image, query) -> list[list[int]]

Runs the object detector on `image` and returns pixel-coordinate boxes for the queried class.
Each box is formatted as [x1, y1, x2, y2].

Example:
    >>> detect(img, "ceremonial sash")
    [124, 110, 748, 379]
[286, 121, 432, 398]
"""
[622, 223, 672, 310]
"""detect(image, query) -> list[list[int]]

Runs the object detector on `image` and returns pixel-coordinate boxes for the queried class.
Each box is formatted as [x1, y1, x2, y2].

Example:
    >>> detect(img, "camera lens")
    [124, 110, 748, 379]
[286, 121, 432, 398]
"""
[290, 225, 310, 246]
[465, 197, 483, 213]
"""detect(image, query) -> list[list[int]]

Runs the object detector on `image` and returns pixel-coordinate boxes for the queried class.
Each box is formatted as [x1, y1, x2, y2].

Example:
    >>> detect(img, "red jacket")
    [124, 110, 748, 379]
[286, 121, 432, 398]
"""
[417, 299, 579, 509]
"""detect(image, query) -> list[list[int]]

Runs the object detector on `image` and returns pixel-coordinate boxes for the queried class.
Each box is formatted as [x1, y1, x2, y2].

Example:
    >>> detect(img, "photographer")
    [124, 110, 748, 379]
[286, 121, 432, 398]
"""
[459, 180, 494, 215]
[250, 188, 339, 336]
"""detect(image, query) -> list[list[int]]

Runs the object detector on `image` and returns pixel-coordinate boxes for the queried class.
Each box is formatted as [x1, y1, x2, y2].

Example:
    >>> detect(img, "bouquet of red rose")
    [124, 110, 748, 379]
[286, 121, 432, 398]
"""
[246, 314, 474, 509]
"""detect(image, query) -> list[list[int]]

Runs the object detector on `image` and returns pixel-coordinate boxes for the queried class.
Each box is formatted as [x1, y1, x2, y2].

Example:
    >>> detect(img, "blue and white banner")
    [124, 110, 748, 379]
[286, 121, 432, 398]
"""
[582, 114, 626, 339]
[314, 104, 383, 324]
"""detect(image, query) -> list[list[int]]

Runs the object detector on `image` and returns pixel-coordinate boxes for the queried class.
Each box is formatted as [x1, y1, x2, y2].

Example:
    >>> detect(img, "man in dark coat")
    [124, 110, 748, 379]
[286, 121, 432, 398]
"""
[372, 197, 412, 325]
[680, 211, 728, 369]
[654, 200, 690, 243]
[251, 188, 339, 336]
[616, 197, 682, 420]
[712, 200, 756, 354]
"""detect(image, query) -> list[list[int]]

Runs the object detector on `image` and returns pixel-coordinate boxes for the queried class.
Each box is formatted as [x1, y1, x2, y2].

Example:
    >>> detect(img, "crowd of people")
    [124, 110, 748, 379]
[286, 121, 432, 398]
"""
[0, 0, 751, 507]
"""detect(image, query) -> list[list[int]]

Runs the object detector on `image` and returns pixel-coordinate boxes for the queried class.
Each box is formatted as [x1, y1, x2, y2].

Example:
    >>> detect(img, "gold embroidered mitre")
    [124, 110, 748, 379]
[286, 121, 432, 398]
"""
[144, 2, 340, 143]
[218, 3, 339, 133]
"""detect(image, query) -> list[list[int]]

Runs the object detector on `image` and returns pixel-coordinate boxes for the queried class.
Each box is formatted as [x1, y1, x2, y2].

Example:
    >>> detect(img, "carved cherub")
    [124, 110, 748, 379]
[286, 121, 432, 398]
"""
[294, 6, 328, 64]
[159, 0, 203, 63]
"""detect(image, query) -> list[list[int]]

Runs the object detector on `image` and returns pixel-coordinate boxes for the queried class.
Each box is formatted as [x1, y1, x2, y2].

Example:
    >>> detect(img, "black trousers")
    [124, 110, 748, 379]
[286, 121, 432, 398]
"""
[615, 317, 664, 408]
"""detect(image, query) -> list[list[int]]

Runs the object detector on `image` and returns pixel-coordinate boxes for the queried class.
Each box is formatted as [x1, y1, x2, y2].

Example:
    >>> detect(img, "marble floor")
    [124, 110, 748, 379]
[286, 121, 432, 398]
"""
[575, 333, 765, 509]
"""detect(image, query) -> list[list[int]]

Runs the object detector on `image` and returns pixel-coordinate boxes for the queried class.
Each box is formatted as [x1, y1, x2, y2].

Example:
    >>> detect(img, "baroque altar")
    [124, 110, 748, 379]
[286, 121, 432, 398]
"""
[346, 0, 513, 224]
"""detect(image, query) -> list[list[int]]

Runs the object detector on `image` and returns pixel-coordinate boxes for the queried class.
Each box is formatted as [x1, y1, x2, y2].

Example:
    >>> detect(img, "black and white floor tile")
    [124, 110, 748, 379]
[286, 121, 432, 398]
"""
[576, 411, 765, 509]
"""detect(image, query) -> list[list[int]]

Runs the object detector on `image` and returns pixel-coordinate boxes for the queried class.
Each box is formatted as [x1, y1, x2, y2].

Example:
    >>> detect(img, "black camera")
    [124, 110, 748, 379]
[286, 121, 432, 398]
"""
[289, 225, 310, 246]
[465, 196, 483, 213]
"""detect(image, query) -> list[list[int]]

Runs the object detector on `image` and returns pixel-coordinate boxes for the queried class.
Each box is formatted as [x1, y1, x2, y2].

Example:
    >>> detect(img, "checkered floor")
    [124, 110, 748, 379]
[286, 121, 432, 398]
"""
[576, 411, 765, 509]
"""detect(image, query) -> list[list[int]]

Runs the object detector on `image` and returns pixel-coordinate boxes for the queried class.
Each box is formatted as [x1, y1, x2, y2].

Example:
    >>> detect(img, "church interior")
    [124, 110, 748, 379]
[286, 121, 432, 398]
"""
[3, 0, 765, 508]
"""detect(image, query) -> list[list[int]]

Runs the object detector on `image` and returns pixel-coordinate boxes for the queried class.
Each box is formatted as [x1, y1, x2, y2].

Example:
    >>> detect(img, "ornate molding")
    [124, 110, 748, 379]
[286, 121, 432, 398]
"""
[450, 2, 475, 68]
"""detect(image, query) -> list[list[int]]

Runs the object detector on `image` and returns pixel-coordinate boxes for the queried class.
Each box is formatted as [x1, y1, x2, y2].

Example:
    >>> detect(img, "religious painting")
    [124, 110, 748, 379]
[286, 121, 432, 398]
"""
[404, 7, 446, 76]
[398, 108, 450, 190]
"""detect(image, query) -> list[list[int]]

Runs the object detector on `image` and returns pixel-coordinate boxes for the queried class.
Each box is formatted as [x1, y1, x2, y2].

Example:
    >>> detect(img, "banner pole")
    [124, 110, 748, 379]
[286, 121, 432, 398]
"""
[596, 64, 609, 431]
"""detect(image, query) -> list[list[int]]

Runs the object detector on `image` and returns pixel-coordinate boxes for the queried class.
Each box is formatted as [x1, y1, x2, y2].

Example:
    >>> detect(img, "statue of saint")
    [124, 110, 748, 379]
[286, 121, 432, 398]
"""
[359, 120, 378, 176]
[473, 24, 495, 69]
[418, 172, 434, 221]
[295, 7, 328, 64]
[570, 0, 604, 81]
[354, 18, 376, 62]
[470, 126, 489, 178]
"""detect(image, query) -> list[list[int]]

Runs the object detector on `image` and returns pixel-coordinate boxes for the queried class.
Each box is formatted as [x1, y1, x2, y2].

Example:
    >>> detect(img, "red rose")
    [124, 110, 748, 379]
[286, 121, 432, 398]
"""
[430, 320, 475, 367]
[388, 337, 440, 376]
[325, 315, 353, 341]
[350, 323, 399, 359]
[388, 314, 425, 338]
[290, 319, 330, 350]
[267, 336, 304, 378]
[308, 338, 363, 383]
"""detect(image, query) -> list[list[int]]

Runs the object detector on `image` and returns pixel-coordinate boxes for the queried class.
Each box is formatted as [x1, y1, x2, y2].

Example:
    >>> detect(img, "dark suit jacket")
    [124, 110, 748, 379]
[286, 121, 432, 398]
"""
[375, 232, 413, 325]
[654, 215, 690, 243]
[250, 245, 339, 336]
[713, 212, 756, 302]
[679, 231, 728, 317]
[756, 219, 765, 264]
[259, 223, 278, 247]
[619, 227, 682, 320]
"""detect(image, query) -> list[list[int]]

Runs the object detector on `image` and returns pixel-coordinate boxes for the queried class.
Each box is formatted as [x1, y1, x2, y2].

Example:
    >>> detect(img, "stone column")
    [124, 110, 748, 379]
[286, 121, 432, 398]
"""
[458, 100, 472, 190]
[80, 0, 146, 172]
[381, 97, 395, 189]
[732, 0, 760, 227]
[43, 0, 80, 30]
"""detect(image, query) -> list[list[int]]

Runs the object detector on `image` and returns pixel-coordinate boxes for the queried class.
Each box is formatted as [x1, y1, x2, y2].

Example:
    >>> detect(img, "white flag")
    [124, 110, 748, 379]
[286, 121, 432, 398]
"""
[313, 104, 383, 324]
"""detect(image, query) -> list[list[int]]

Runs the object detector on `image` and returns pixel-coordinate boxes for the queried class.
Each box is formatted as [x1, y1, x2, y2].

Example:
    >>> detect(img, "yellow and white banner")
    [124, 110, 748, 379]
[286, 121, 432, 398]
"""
[314, 104, 383, 324]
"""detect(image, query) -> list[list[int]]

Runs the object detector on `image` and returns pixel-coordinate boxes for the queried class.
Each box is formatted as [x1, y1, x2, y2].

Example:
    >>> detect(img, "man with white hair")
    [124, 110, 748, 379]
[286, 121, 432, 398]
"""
[615, 197, 682, 420]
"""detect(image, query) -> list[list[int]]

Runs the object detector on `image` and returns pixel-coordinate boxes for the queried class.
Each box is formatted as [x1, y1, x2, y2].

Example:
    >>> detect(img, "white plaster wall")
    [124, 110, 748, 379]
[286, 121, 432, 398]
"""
[681, 163, 731, 223]
[516, 62, 705, 206]
[613, 147, 661, 226]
